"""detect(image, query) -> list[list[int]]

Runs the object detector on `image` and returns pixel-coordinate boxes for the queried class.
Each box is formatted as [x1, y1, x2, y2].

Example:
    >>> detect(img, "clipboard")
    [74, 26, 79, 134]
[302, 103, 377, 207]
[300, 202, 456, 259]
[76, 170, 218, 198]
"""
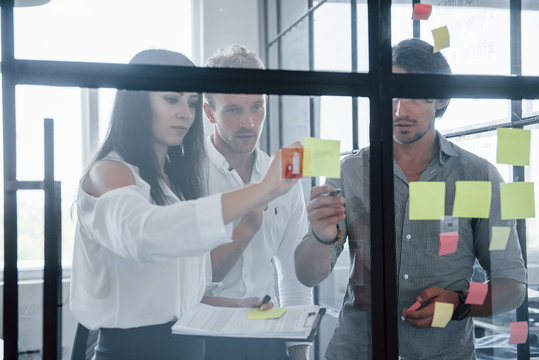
[172, 304, 325, 341]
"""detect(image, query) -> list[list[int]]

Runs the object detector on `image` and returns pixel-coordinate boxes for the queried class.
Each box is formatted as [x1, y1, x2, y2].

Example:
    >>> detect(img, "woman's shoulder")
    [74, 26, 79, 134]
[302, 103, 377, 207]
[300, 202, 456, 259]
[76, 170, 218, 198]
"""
[83, 157, 136, 198]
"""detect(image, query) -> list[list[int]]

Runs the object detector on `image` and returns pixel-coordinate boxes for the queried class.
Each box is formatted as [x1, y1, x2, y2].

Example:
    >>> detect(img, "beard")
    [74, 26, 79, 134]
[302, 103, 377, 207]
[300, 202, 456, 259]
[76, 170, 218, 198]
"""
[393, 116, 434, 145]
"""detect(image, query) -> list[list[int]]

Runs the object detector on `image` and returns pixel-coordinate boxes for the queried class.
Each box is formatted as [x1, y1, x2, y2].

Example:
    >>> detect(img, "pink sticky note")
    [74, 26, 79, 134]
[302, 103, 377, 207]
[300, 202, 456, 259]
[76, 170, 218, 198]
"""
[509, 321, 528, 344]
[465, 282, 488, 305]
[408, 301, 421, 312]
[439, 231, 458, 256]
[412, 4, 432, 20]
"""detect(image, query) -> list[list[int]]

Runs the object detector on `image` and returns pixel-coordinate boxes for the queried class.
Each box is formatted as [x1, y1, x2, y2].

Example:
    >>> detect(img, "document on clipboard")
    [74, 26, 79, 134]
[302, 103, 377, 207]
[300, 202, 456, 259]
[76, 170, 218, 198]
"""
[172, 304, 325, 341]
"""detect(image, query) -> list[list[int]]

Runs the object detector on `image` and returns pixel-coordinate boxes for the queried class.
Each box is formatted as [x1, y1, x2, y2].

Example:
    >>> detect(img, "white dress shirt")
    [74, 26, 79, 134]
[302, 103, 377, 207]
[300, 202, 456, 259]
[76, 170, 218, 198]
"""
[205, 136, 312, 308]
[70, 152, 230, 330]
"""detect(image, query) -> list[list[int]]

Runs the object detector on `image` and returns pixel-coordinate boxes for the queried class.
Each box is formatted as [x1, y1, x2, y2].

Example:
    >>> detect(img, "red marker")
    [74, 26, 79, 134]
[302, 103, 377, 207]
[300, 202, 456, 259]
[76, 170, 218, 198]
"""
[408, 300, 422, 312]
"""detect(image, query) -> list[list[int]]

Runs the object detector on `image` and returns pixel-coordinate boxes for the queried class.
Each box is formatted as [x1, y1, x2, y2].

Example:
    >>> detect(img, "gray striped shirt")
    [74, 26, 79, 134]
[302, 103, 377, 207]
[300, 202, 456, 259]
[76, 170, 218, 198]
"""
[325, 132, 527, 360]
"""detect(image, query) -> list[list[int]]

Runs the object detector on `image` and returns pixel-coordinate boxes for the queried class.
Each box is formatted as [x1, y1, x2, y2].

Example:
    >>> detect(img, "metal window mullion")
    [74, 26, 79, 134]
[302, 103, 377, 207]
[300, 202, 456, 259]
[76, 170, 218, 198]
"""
[2, 0, 19, 359]
[266, 0, 328, 49]
[276, 0, 283, 149]
[412, 0, 420, 38]
[43, 118, 62, 360]
[307, 1, 322, 359]
[509, 1, 530, 359]
[81, 88, 100, 169]
[263, 0, 271, 154]
[368, 0, 398, 359]
[443, 114, 539, 139]
[351, 0, 359, 150]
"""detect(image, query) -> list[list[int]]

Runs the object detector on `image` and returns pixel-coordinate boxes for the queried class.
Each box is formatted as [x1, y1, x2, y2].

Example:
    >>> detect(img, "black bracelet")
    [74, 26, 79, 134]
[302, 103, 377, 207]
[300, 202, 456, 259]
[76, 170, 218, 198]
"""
[312, 225, 342, 246]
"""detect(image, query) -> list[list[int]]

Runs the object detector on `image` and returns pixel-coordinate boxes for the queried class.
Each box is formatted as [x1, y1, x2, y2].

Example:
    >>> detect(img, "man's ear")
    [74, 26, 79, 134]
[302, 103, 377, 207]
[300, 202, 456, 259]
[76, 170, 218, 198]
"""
[436, 99, 450, 110]
[203, 103, 216, 124]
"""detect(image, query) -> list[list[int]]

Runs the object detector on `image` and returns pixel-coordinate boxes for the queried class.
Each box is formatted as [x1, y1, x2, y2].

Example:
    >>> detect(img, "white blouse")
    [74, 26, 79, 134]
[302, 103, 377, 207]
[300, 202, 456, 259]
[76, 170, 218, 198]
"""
[70, 152, 230, 330]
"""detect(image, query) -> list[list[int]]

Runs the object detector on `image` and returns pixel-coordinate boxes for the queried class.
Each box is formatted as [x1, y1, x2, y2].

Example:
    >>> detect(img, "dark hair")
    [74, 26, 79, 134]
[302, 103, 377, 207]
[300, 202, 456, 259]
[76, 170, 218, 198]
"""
[94, 49, 206, 205]
[392, 38, 452, 118]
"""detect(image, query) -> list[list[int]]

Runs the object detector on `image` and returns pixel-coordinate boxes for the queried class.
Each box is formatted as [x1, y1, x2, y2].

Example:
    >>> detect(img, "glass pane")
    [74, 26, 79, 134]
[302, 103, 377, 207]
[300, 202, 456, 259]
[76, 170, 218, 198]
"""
[314, 1, 370, 73]
[437, 99, 511, 134]
[16, 85, 82, 267]
[77, 61, 371, 356]
[14, 0, 192, 62]
[394, 95, 529, 359]
[522, 0, 539, 76]
[392, 1, 510, 75]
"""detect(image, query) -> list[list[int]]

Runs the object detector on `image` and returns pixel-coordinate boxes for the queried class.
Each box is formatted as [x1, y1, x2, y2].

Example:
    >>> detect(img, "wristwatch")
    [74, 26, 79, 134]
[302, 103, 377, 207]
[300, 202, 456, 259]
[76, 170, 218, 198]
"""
[451, 290, 471, 321]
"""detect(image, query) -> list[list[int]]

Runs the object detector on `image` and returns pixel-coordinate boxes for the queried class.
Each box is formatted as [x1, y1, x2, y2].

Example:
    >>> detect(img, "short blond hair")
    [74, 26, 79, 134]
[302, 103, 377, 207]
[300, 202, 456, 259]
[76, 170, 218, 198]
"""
[204, 45, 265, 109]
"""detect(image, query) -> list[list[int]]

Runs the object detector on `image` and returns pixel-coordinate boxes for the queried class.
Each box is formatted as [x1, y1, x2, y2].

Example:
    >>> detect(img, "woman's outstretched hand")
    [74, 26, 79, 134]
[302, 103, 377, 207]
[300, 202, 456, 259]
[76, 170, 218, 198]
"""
[259, 141, 302, 199]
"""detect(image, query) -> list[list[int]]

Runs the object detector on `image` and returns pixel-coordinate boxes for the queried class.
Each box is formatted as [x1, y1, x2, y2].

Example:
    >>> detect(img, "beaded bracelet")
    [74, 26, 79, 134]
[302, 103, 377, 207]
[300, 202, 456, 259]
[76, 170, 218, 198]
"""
[312, 225, 343, 246]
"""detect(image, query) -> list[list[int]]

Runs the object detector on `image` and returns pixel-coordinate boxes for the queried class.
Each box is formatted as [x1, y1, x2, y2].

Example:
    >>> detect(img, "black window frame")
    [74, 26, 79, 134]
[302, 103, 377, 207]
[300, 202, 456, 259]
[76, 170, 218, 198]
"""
[3, 0, 539, 359]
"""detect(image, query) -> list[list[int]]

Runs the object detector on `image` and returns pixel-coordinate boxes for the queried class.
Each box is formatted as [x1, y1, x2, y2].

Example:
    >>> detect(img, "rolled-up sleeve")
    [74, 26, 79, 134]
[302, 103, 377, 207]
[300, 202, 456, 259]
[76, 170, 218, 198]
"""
[79, 186, 231, 264]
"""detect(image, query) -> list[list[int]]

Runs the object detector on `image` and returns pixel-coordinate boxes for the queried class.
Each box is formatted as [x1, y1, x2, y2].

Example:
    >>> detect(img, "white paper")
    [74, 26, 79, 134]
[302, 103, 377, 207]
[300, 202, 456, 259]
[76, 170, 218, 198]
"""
[172, 304, 320, 340]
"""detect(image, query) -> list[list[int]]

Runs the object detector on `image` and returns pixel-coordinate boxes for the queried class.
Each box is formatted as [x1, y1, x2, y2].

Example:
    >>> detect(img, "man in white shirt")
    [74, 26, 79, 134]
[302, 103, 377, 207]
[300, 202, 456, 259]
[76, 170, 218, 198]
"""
[203, 45, 312, 360]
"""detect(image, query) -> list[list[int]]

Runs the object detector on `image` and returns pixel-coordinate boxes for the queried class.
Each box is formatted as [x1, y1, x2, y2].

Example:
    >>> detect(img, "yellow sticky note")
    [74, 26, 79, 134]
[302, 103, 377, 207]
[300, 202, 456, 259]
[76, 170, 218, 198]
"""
[500, 182, 536, 219]
[409, 182, 445, 220]
[496, 128, 531, 166]
[431, 302, 453, 328]
[247, 307, 287, 320]
[303, 138, 341, 178]
[452, 181, 492, 218]
[303, 147, 312, 177]
[489, 226, 511, 251]
[432, 26, 450, 53]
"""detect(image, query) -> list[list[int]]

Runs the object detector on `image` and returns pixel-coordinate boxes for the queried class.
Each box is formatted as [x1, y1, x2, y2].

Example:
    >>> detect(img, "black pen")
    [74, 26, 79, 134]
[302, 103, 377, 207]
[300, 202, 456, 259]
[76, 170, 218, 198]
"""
[260, 294, 271, 308]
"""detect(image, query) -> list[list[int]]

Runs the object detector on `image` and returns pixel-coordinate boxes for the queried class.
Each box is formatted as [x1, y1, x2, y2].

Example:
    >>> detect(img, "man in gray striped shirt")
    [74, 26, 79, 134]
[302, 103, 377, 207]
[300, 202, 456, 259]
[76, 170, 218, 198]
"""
[295, 38, 527, 359]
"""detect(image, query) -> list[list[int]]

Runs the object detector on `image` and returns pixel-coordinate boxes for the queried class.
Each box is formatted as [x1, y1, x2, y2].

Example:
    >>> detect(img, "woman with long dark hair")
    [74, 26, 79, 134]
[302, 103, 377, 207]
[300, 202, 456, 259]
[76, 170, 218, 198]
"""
[70, 49, 296, 360]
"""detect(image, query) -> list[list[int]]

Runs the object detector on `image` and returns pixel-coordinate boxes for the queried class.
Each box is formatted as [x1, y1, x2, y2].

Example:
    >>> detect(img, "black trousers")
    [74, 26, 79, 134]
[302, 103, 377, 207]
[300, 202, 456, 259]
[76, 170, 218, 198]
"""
[94, 321, 205, 360]
[204, 337, 288, 360]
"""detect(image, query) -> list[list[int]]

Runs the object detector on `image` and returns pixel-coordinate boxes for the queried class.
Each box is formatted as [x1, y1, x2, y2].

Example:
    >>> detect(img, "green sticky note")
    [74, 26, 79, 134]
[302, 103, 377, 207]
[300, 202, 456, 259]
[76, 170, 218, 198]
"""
[496, 128, 531, 166]
[489, 226, 511, 251]
[431, 302, 453, 328]
[409, 182, 445, 220]
[452, 181, 492, 218]
[302, 147, 312, 177]
[500, 182, 536, 219]
[432, 25, 450, 53]
[247, 307, 287, 320]
[303, 138, 341, 178]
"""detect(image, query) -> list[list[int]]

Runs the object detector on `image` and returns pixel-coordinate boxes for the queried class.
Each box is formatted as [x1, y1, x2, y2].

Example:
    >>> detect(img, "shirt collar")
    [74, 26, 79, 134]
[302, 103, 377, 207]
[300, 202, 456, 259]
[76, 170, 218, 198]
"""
[205, 134, 263, 176]
[436, 130, 458, 164]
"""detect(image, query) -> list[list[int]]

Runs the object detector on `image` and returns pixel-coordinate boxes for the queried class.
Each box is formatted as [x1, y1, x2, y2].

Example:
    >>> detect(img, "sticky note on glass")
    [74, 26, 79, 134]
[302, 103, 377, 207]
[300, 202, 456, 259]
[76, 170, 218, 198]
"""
[412, 3, 432, 20]
[500, 182, 536, 219]
[248, 307, 287, 320]
[439, 231, 458, 256]
[496, 128, 531, 166]
[281, 147, 303, 179]
[489, 226, 511, 251]
[509, 321, 529, 344]
[432, 26, 450, 53]
[303, 138, 341, 178]
[409, 182, 445, 220]
[302, 147, 312, 176]
[452, 181, 492, 218]
[465, 282, 488, 305]
[431, 302, 453, 328]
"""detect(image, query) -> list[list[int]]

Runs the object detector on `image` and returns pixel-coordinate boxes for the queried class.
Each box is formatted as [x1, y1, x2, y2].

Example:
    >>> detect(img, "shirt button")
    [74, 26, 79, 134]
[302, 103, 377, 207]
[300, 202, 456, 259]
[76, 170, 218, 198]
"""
[403, 274, 409, 279]
[406, 234, 411, 240]
[401, 315, 406, 321]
